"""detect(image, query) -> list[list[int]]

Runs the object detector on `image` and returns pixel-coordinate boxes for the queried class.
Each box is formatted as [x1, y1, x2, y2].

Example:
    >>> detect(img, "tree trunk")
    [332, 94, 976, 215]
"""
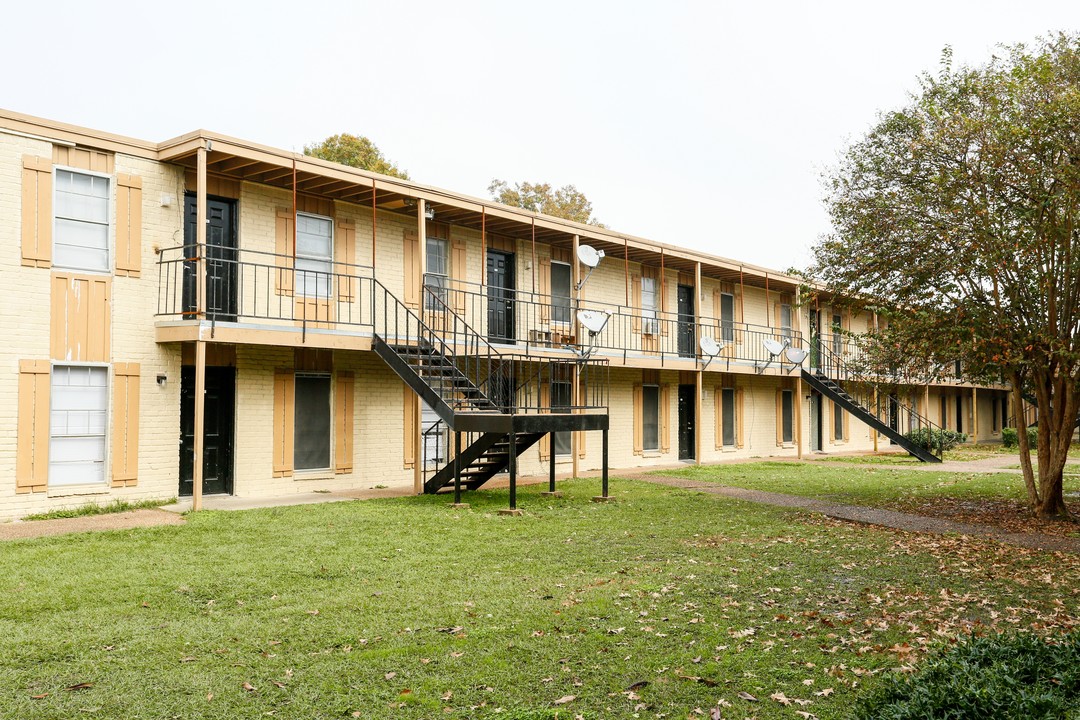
[1012, 373, 1039, 507]
[1029, 368, 1076, 521]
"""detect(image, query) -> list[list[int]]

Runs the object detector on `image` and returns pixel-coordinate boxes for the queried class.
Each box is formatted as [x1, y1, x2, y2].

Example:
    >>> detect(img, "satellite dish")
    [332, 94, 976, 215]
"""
[762, 338, 787, 356]
[577, 309, 610, 335]
[785, 346, 809, 365]
[700, 336, 724, 357]
[577, 244, 605, 269]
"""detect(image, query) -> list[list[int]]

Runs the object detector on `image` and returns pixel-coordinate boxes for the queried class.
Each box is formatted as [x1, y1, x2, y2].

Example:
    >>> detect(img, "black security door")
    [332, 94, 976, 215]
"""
[678, 384, 695, 460]
[183, 194, 238, 321]
[487, 250, 515, 343]
[179, 366, 236, 496]
[677, 285, 695, 357]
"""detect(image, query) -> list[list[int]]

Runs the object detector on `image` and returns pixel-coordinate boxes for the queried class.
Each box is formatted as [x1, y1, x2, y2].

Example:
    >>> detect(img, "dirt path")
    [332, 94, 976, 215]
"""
[642, 473, 1080, 554]
[0, 509, 184, 542]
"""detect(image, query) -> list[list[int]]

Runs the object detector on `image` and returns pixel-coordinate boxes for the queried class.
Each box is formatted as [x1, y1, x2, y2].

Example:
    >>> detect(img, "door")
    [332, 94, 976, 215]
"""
[179, 366, 236, 496]
[888, 395, 900, 444]
[678, 384, 695, 461]
[183, 194, 238, 321]
[809, 391, 823, 451]
[677, 285, 695, 358]
[486, 250, 515, 343]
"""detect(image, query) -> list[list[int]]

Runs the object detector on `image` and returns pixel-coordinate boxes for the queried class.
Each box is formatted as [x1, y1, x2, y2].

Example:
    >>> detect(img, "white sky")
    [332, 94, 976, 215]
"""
[4, 1, 1077, 272]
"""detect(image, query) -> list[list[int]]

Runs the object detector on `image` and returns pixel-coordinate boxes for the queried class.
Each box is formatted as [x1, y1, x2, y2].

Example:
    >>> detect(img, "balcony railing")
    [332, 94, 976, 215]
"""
[428, 274, 804, 369]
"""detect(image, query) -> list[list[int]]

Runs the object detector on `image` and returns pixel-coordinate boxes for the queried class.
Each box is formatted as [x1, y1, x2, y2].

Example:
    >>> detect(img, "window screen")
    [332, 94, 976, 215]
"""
[721, 387, 736, 447]
[425, 237, 449, 309]
[643, 384, 660, 451]
[295, 213, 333, 298]
[641, 277, 658, 334]
[50, 365, 108, 486]
[833, 402, 844, 441]
[551, 262, 571, 324]
[780, 304, 793, 340]
[552, 381, 572, 456]
[294, 374, 331, 470]
[55, 169, 109, 271]
[720, 293, 735, 343]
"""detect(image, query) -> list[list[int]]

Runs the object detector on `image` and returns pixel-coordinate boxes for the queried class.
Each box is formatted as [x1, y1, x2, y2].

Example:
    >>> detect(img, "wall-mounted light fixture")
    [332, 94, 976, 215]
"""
[157, 374, 167, 387]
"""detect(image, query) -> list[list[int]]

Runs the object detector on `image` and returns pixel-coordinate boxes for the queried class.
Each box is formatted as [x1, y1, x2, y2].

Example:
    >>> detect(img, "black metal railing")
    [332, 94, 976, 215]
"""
[429, 275, 804, 368]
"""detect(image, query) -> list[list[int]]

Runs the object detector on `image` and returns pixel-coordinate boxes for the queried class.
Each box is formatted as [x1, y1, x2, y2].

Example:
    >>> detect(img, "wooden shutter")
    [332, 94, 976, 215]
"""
[403, 229, 419, 308]
[451, 234, 467, 313]
[736, 387, 745, 448]
[111, 363, 140, 487]
[660, 384, 671, 454]
[115, 174, 143, 277]
[51, 273, 111, 362]
[714, 385, 723, 450]
[335, 219, 356, 302]
[539, 382, 551, 461]
[538, 256, 551, 325]
[633, 383, 643, 455]
[16, 360, 50, 493]
[274, 207, 295, 296]
[21, 155, 52, 268]
[335, 372, 354, 474]
[402, 384, 417, 469]
[272, 369, 294, 477]
[631, 275, 642, 334]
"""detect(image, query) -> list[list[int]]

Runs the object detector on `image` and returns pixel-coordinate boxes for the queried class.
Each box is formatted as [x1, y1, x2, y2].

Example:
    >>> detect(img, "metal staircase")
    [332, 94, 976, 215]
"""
[803, 342, 943, 463]
[369, 282, 610, 501]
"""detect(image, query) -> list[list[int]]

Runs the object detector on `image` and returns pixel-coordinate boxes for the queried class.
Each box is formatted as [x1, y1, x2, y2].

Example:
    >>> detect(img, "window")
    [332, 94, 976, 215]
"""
[552, 381, 572, 456]
[1000, 396, 1010, 430]
[294, 374, 331, 471]
[551, 262, 572, 325]
[940, 396, 948, 429]
[295, 213, 333, 298]
[49, 365, 108, 486]
[642, 277, 658, 334]
[425, 237, 449, 309]
[720, 292, 735, 343]
[780, 389, 794, 444]
[831, 313, 843, 357]
[992, 396, 1000, 433]
[834, 401, 845, 441]
[54, 169, 109, 271]
[643, 384, 660, 451]
[780, 303, 793, 341]
[955, 395, 963, 433]
[721, 387, 736, 447]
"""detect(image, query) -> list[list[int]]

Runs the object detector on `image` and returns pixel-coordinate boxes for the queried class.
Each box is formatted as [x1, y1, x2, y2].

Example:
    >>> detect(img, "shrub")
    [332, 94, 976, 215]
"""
[905, 427, 968, 453]
[1002, 426, 1039, 449]
[850, 632, 1080, 720]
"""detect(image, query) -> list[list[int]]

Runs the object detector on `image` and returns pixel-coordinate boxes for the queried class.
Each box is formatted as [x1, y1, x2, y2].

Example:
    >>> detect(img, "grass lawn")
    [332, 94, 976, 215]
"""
[1, 476, 1077, 719]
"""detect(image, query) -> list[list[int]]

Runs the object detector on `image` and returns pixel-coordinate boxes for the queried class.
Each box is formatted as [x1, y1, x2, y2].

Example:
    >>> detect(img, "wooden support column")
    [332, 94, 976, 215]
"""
[192, 144, 208, 512]
[872, 386, 879, 452]
[193, 340, 206, 512]
[571, 235, 580, 479]
[924, 385, 931, 430]
[796, 375, 804, 459]
[413, 200, 426, 495]
[694, 261, 703, 465]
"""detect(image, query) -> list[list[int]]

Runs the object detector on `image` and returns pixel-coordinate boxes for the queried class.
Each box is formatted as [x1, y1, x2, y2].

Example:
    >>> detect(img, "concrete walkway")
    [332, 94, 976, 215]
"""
[640, 473, 1080, 554]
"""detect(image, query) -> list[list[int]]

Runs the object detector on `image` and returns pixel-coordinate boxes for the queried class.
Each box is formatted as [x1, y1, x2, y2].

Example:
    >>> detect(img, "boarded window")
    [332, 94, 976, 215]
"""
[50, 365, 108, 486]
[294, 374, 331, 471]
[54, 169, 110, 272]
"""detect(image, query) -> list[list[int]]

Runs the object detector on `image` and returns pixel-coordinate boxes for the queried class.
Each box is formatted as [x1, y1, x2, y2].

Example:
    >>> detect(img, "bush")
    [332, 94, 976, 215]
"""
[1002, 426, 1039, 449]
[905, 427, 968, 452]
[850, 632, 1080, 720]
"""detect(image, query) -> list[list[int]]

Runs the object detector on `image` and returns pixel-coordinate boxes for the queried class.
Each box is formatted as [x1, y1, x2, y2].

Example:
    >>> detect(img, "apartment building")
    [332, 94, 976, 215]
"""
[0, 109, 1011, 521]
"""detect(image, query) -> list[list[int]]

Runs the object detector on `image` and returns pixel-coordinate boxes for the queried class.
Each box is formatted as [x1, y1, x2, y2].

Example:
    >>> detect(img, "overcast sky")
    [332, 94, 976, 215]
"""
[4, 1, 1077, 271]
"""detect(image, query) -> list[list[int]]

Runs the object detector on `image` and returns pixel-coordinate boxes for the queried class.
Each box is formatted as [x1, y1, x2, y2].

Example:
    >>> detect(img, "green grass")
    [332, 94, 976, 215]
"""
[0, 477, 1077, 719]
[22, 497, 175, 521]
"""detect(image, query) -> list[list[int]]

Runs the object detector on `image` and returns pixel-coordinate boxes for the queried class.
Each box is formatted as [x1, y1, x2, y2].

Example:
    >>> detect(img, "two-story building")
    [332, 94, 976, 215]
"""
[0, 109, 1013, 521]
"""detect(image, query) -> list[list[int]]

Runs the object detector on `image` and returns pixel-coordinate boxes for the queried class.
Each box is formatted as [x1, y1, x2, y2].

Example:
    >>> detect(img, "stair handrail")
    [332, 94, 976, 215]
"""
[813, 337, 946, 459]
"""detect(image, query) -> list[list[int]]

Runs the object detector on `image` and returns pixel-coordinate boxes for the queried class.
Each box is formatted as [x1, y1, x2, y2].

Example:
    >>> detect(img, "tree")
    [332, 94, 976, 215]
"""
[811, 34, 1080, 520]
[304, 133, 409, 180]
[488, 180, 605, 226]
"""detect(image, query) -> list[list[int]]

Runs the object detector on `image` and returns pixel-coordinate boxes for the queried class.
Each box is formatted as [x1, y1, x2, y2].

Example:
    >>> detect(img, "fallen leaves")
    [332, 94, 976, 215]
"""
[241, 682, 256, 692]
[66, 682, 93, 691]
[552, 695, 576, 705]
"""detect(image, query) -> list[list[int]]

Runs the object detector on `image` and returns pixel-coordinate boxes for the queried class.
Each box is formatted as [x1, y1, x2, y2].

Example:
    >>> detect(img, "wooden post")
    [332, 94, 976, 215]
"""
[571, 234, 580, 480]
[924, 385, 931, 430]
[694, 261, 702, 465]
[796, 375, 803, 459]
[872, 386, 879, 452]
[193, 340, 206, 512]
[414, 200, 426, 495]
